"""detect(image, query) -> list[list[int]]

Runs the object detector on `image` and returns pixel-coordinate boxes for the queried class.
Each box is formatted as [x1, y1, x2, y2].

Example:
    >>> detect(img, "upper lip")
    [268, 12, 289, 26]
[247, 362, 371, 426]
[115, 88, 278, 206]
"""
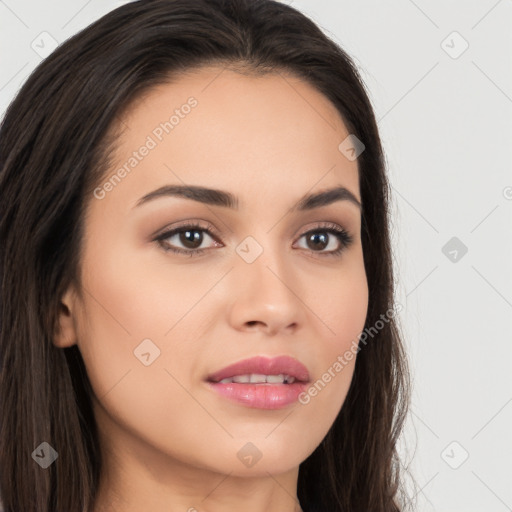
[206, 355, 310, 383]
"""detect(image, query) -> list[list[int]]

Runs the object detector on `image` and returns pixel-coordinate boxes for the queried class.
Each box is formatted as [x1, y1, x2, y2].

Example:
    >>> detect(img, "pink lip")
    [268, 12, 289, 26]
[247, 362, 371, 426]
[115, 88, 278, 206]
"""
[206, 381, 309, 409]
[205, 355, 310, 410]
[206, 355, 310, 383]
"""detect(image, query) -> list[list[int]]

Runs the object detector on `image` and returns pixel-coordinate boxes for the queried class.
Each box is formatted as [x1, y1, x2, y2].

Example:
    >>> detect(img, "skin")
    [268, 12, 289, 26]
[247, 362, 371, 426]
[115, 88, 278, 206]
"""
[54, 65, 369, 512]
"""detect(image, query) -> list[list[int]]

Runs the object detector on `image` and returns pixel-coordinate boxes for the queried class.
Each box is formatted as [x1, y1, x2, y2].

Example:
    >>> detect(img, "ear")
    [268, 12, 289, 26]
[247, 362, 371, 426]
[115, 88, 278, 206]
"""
[53, 287, 79, 348]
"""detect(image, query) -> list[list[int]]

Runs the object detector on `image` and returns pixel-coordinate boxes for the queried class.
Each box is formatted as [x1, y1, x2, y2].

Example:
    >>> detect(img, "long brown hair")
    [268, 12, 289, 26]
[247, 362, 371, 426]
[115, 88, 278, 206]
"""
[0, 1, 413, 510]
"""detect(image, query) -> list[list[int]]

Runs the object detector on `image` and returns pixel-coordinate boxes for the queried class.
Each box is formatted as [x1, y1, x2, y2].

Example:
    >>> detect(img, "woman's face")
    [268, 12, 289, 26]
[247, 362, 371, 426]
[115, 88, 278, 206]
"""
[57, 66, 368, 482]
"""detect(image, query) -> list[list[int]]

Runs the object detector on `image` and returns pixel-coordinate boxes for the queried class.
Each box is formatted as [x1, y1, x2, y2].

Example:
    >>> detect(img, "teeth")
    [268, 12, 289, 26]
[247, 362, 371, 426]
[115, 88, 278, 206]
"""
[233, 375, 251, 383]
[249, 373, 267, 383]
[266, 374, 288, 384]
[218, 374, 296, 384]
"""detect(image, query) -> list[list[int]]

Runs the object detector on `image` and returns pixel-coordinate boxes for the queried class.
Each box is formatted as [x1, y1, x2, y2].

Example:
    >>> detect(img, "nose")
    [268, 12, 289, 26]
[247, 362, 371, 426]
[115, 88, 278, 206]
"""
[226, 245, 303, 336]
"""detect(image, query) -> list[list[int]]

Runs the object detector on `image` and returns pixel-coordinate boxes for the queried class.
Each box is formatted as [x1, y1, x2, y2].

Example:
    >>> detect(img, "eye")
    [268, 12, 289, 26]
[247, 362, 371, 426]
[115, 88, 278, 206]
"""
[294, 222, 353, 257]
[154, 221, 354, 258]
[155, 221, 221, 257]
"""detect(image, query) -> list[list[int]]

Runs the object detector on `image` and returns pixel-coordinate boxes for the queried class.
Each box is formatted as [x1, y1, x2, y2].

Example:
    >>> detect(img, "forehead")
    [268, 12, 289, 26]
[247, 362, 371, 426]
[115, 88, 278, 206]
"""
[99, 65, 360, 213]
[122, 64, 348, 134]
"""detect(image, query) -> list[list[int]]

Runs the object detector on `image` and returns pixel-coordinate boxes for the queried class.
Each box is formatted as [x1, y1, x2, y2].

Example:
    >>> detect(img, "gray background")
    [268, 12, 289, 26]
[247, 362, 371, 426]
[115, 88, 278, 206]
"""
[1, 1, 511, 511]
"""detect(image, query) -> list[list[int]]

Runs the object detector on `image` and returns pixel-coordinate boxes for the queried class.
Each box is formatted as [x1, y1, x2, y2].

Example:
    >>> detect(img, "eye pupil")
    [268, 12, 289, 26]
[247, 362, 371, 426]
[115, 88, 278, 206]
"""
[180, 230, 203, 249]
[307, 232, 328, 250]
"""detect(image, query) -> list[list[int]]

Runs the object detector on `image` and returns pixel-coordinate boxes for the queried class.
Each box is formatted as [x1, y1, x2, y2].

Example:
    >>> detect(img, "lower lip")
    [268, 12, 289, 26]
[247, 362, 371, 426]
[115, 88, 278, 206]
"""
[206, 381, 309, 409]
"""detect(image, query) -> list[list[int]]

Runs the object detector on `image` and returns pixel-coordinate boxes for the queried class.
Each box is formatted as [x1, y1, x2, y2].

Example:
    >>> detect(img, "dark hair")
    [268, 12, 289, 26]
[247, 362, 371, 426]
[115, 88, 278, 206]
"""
[0, 1, 413, 510]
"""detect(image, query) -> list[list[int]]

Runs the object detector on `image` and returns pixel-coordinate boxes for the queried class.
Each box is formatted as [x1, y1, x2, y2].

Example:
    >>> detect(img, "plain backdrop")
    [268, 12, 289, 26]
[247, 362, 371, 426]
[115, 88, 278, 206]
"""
[1, 1, 511, 511]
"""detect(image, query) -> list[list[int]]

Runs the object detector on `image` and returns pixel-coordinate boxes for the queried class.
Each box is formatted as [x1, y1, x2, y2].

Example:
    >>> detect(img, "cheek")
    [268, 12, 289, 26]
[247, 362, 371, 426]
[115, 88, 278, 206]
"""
[75, 261, 201, 389]
[306, 251, 369, 353]
[296, 258, 368, 429]
[74, 255, 218, 461]
[320, 276, 368, 343]
[77, 232, 218, 353]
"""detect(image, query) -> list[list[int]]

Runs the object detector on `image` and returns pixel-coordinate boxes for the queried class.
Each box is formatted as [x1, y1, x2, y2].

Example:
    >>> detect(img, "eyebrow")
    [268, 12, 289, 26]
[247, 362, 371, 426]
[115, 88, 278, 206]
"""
[134, 184, 362, 211]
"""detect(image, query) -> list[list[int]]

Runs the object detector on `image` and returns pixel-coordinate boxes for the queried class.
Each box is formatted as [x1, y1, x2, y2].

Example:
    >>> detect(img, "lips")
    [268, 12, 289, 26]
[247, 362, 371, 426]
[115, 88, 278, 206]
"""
[206, 355, 310, 384]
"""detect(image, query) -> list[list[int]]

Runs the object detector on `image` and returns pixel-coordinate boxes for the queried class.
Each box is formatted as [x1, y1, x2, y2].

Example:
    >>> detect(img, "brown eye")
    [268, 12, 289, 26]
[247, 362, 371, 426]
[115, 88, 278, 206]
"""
[304, 231, 330, 251]
[295, 224, 353, 257]
[155, 223, 221, 256]
[176, 229, 204, 249]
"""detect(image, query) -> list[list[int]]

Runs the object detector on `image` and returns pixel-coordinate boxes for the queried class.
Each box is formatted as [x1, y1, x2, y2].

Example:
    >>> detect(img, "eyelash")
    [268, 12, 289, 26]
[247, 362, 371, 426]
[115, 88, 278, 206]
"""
[154, 221, 354, 258]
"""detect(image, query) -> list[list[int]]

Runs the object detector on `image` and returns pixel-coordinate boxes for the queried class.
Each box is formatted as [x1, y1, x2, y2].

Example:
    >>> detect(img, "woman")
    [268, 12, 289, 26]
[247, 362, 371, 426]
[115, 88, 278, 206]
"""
[0, 0, 412, 510]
